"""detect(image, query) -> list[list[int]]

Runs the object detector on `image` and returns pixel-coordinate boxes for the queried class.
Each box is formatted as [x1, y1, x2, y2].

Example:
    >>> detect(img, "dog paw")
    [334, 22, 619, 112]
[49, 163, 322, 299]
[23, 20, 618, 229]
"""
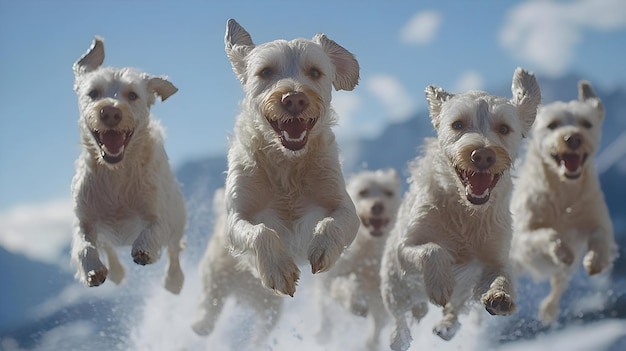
[551, 239, 574, 266]
[432, 319, 460, 341]
[390, 325, 412, 351]
[86, 266, 108, 287]
[132, 249, 154, 265]
[425, 275, 454, 307]
[349, 296, 368, 317]
[482, 289, 516, 316]
[258, 251, 300, 297]
[583, 250, 609, 276]
[164, 270, 184, 294]
[308, 234, 342, 274]
[191, 319, 214, 337]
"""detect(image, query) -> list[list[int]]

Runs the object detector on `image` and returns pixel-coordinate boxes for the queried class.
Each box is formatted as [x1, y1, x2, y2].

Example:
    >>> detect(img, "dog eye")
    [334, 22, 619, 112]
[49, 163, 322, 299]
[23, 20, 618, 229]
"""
[580, 119, 593, 129]
[259, 67, 273, 78]
[308, 68, 321, 79]
[127, 91, 138, 101]
[384, 190, 394, 197]
[88, 89, 99, 99]
[451, 121, 464, 130]
[498, 124, 511, 135]
[358, 189, 369, 197]
[547, 121, 560, 130]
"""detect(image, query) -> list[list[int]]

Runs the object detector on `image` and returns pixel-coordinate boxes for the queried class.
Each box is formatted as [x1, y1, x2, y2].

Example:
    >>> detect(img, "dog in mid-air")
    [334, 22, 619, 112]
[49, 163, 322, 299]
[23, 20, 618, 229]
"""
[70, 37, 186, 294]
[192, 188, 282, 347]
[315, 168, 401, 351]
[510, 80, 617, 325]
[222, 19, 361, 297]
[380, 67, 541, 350]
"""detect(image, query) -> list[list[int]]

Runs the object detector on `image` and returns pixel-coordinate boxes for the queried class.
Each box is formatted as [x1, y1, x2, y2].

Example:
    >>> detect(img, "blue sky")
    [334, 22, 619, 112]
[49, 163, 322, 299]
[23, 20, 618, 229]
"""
[1, 0, 626, 213]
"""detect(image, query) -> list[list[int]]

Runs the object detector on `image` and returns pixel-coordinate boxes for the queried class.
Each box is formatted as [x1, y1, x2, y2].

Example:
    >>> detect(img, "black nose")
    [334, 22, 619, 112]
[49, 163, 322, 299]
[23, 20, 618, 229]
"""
[281, 92, 309, 116]
[565, 133, 582, 150]
[372, 202, 383, 215]
[471, 147, 496, 170]
[100, 106, 122, 127]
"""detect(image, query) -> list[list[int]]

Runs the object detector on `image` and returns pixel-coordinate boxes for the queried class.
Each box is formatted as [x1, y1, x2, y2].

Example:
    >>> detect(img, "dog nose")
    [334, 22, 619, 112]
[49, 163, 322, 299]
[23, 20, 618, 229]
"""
[100, 106, 122, 127]
[565, 133, 582, 150]
[372, 202, 384, 215]
[281, 92, 309, 116]
[471, 148, 496, 170]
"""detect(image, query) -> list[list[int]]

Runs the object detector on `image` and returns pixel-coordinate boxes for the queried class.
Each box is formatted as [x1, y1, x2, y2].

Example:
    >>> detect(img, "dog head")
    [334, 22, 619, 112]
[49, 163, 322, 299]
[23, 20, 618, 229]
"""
[347, 168, 401, 238]
[425, 67, 541, 206]
[224, 19, 359, 157]
[73, 37, 177, 167]
[530, 81, 603, 181]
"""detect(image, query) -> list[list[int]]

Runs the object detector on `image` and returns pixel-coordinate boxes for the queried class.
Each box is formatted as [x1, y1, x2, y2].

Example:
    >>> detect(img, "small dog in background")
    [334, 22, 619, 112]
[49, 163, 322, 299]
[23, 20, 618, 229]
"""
[315, 168, 401, 351]
[192, 188, 282, 347]
[223, 19, 360, 297]
[510, 81, 617, 325]
[380, 68, 541, 350]
[70, 37, 186, 294]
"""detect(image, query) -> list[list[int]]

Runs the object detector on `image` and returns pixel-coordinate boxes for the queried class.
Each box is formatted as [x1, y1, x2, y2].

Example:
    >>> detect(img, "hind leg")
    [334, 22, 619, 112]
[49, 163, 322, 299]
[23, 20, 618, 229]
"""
[250, 295, 283, 347]
[539, 271, 570, 325]
[192, 275, 226, 336]
[103, 243, 125, 285]
[163, 241, 185, 294]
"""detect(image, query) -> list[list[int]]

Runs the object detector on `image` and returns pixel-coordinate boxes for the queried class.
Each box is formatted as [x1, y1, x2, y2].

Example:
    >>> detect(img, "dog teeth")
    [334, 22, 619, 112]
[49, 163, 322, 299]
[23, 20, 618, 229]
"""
[103, 144, 125, 157]
[281, 130, 307, 142]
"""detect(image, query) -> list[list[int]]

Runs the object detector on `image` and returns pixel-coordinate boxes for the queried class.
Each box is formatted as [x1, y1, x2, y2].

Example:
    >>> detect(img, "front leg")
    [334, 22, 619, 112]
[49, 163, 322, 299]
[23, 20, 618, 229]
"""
[71, 222, 108, 287]
[308, 194, 360, 274]
[399, 242, 455, 307]
[228, 213, 300, 296]
[132, 222, 163, 265]
[477, 263, 516, 316]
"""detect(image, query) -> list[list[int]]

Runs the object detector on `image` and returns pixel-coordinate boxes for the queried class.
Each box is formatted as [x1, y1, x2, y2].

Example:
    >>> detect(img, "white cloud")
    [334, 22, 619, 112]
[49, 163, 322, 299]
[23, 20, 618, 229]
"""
[500, 0, 626, 76]
[0, 198, 73, 265]
[332, 91, 362, 136]
[453, 70, 485, 93]
[400, 11, 442, 45]
[365, 74, 416, 122]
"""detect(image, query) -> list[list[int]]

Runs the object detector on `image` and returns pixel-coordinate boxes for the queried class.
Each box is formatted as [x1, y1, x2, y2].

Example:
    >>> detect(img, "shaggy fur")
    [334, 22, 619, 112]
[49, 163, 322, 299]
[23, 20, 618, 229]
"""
[315, 169, 401, 351]
[510, 80, 617, 325]
[70, 37, 186, 294]
[380, 68, 541, 350]
[192, 188, 282, 347]
[222, 19, 361, 297]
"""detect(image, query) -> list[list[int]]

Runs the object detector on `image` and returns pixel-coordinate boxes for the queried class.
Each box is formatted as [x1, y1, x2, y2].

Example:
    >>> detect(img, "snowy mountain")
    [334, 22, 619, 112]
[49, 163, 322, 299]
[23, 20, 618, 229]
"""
[1, 75, 626, 350]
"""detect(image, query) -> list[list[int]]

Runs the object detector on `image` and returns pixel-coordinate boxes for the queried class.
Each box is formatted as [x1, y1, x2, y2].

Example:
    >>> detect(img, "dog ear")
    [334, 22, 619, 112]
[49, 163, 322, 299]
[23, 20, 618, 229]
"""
[578, 80, 604, 114]
[511, 67, 541, 137]
[225, 19, 254, 84]
[148, 77, 178, 102]
[313, 34, 360, 91]
[425, 85, 454, 129]
[73, 36, 105, 75]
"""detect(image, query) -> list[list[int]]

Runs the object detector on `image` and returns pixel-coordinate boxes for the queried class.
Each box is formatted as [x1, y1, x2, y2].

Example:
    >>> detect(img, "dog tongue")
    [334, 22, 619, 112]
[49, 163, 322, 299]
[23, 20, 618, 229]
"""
[467, 173, 492, 196]
[101, 131, 125, 154]
[279, 119, 307, 139]
[561, 154, 581, 172]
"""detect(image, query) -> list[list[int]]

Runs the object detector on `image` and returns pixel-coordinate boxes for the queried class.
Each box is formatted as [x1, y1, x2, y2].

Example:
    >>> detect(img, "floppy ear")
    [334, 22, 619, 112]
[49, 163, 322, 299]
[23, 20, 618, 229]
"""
[425, 85, 454, 129]
[148, 77, 178, 102]
[73, 36, 105, 75]
[511, 67, 541, 137]
[313, 33, 360, 91]
[225, 19, 254, 84]
[578, 80, 604, 115]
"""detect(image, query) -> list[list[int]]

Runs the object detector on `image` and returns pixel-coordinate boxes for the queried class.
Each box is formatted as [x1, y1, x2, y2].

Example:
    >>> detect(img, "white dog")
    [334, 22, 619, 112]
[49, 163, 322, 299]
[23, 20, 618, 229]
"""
[510, 81, 617, 325]
[70, 37, 186, 294]
[380, 68, 541, 350]
[192, 188, 282, 348]
[223, 19, 361, 297]
[315, 168, 401, 350]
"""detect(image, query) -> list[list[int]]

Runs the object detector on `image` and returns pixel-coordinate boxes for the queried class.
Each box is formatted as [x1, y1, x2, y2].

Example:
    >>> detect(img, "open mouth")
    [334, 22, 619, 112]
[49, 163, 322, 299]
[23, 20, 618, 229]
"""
[361, 217, 390, 237]
[552, 153, 588, 179]
[91, 129, 134, 164]
[269, 118, 317, 151]
[455, 167, 501, 205]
